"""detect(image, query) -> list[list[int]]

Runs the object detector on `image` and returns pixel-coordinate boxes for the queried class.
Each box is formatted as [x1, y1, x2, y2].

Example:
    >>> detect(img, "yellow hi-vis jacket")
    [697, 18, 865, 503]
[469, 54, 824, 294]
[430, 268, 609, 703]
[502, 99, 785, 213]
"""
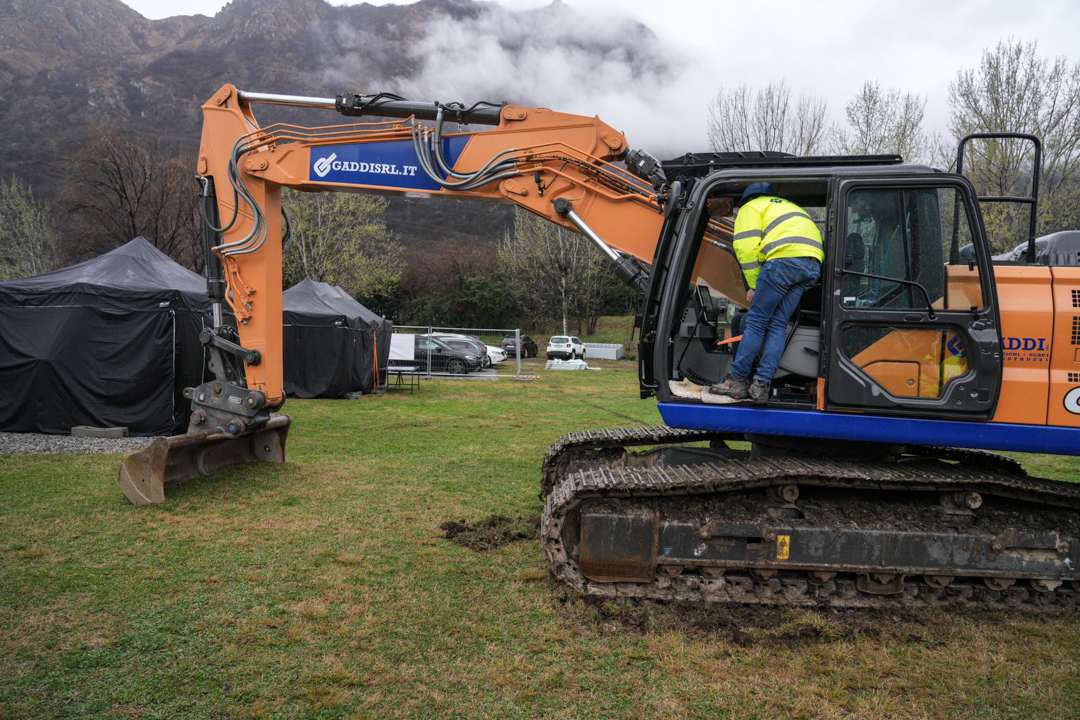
[733, 195, 824, 289]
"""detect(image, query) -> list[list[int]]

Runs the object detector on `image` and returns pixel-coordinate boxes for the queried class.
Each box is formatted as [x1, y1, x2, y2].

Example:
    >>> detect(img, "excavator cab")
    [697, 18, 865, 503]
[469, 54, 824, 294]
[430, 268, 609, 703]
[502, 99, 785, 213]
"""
[643, 155, 1005, 434]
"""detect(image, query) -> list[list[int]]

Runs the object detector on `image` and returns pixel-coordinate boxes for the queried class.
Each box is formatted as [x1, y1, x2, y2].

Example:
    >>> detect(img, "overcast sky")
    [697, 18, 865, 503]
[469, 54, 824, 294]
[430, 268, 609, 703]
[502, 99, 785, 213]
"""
[118, 0, 1080, 153]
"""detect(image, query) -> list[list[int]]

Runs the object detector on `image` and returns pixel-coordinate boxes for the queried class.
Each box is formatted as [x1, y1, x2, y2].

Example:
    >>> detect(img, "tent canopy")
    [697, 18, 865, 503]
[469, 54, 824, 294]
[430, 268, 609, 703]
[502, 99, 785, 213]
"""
[0, 236, 207, 310]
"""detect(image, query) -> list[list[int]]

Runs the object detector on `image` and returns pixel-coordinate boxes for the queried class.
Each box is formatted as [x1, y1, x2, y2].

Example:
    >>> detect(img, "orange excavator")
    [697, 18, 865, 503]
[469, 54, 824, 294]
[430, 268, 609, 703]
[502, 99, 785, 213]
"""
[120, 84, 1080, 610]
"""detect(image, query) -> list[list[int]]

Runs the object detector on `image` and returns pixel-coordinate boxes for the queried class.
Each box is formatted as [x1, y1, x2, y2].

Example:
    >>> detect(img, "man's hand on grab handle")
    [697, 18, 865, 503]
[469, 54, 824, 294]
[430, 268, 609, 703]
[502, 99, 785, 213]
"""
[746, 289, 754, 306]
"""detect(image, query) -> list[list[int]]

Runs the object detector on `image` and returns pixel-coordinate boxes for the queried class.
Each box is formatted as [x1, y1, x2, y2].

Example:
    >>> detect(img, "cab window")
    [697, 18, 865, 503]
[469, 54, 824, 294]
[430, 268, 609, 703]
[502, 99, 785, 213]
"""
[842, 187, 984, 311]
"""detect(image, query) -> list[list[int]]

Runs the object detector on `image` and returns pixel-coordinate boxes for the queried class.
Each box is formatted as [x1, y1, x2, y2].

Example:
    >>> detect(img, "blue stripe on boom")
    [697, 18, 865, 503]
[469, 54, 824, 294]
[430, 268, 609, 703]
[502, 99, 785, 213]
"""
[309, 137, 469, 191]
[657, 404, 1080, 457]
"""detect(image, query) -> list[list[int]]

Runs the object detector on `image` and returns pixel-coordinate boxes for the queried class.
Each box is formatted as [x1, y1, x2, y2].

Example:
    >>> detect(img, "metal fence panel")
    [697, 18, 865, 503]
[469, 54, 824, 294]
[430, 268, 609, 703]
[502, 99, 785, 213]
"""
[388, 326, 530, 379]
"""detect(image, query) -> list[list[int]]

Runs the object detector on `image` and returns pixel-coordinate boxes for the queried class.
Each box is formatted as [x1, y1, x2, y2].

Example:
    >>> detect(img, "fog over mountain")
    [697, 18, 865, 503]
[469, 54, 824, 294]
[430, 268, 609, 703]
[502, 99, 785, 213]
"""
[0, 0, 700, 250]
[1, 0, 696, 190]
[316, 0, 692, 155]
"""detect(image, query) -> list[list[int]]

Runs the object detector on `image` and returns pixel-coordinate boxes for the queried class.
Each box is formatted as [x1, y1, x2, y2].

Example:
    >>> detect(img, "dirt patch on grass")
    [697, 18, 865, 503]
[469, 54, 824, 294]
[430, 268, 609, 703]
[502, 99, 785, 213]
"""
[438, 515, 540, 551]
[556, 590, 980, 649]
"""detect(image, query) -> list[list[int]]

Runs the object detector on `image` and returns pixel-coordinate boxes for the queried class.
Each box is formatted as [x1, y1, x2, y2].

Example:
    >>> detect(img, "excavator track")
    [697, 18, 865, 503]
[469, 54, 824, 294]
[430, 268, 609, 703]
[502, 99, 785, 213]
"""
[541, 424, 739, 497]
[541, 426, 1080, 611]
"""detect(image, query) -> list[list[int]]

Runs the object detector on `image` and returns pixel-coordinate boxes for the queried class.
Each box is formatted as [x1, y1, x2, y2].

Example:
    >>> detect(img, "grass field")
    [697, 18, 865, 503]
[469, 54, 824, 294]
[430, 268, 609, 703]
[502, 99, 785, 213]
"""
[2, 357, 1079, 719]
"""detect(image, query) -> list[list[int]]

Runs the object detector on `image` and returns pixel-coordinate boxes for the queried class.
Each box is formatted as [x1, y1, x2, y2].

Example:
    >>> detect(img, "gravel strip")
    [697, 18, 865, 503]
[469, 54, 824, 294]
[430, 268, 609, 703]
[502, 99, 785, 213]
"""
[0, 432, 159, 455]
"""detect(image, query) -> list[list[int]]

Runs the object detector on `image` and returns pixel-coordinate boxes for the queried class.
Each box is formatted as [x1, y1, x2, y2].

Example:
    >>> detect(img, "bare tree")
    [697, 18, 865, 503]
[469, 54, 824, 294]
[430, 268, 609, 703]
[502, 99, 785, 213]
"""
[572, 248, 626, 336]
[500, 210, 577, 334]
[707, 81, 829, 156]
[834, 81, 929, 162]
[0, 175, 60, 280]
[948, 38, 1080, 248]
[60, 125, 202, 269]
[281, 190, 402, 299]
[499, 208, 621, 335]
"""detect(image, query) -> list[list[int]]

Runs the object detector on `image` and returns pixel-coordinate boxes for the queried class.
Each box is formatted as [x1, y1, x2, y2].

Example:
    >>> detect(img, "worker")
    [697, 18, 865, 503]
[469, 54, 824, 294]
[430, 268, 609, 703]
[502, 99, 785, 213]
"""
[705, 183, 823, 405]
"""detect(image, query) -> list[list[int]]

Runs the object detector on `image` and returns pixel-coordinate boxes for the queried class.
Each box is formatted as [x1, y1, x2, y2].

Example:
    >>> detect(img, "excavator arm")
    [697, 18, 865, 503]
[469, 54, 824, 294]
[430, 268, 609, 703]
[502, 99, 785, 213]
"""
[196, 83, 668, 406]
[119, 83, 738, 504]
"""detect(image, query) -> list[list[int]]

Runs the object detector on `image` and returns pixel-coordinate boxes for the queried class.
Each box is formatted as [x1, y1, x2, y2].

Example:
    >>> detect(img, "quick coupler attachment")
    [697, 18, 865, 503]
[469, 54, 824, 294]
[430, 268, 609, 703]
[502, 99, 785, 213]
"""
[117, 380, 289, 505]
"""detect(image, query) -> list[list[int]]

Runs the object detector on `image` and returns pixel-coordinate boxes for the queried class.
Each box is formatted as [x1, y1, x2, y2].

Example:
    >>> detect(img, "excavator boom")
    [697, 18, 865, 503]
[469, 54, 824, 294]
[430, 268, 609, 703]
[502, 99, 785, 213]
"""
[117, 84, 699, 504]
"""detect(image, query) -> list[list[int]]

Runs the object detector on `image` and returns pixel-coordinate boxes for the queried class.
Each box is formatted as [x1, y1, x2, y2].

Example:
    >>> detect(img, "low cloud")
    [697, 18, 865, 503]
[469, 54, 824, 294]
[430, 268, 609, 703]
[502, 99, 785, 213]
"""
[317, 1, 711, 158]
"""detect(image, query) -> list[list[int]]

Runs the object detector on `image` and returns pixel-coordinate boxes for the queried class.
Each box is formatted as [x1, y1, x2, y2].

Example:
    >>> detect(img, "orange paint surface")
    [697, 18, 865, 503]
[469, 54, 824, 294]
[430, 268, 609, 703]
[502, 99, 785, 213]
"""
[945, 264, 984, 310]
[992, 266, 1053, 425]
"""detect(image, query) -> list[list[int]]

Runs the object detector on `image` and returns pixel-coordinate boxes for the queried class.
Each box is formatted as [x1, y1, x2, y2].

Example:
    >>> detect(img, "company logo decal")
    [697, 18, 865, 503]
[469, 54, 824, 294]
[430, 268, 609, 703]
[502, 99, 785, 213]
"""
[946, 334, 966, 358]
[1002, 336, 1050, 364]
[308, 137, 468, 192]
[313, 152, 337, 178]
[316, 155, 417, 179]
[1065, 387, 1080, 415]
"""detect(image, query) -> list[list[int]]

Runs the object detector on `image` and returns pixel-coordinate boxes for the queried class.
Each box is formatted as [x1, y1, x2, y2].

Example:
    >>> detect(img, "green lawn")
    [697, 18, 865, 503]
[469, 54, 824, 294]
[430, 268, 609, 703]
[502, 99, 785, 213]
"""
[1, 358, 1078, 719]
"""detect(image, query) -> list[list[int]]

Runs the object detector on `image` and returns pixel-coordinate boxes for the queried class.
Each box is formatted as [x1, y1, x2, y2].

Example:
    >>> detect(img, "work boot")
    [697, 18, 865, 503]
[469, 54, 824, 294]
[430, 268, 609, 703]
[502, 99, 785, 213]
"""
[749, 379, 771, 405]
[705, 374, 749, 400]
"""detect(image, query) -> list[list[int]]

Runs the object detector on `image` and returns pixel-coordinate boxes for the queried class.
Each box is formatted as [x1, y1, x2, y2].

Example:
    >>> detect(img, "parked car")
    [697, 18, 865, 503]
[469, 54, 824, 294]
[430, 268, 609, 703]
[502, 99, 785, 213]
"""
[427, 332, 507, 365]
[546, 335, 586, 360]
[391, 335, 482, 374]
[501, 334, 538, 358]
[485, 344, 507, 364]
[431, 334, 492, 368]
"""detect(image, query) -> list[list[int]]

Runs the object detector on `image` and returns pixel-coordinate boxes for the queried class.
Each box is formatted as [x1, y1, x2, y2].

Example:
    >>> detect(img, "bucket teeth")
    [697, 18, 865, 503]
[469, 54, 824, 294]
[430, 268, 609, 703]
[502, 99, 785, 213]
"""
[118, 414, 291, 505]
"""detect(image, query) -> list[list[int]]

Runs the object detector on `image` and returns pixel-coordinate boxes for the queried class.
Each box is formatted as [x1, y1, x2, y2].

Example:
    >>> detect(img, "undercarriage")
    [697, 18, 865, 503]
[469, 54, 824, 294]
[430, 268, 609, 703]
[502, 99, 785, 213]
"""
[541, 426, 1080, 611]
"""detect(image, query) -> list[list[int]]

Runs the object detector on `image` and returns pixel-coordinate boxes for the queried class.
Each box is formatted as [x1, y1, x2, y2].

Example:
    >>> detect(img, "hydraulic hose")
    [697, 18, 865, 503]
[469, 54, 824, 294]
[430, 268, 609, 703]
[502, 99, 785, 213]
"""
[218, 137, 270, 256]
[409, 115, 521, 191]
[430, 109, 517, 181]
[199, 136, 248, 236]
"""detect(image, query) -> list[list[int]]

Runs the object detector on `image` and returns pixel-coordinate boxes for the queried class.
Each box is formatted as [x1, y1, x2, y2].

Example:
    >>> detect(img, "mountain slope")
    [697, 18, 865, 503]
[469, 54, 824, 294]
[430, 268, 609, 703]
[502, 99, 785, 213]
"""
[0, 0, 668, 251]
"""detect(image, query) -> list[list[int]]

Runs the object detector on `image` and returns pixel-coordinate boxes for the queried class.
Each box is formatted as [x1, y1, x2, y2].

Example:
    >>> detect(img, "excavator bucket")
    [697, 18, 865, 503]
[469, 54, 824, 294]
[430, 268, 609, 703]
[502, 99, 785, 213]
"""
[118, 414, 291, 505]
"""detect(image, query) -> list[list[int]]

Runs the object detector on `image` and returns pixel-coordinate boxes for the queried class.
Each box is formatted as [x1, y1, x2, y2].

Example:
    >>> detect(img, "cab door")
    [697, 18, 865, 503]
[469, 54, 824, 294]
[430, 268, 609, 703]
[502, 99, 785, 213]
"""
[824, 179, 1002, 419]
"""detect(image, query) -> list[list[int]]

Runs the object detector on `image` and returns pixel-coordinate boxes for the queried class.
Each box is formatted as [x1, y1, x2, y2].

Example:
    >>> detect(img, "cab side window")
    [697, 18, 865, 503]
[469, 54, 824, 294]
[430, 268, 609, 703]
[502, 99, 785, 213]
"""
[842, 187, 984, 312]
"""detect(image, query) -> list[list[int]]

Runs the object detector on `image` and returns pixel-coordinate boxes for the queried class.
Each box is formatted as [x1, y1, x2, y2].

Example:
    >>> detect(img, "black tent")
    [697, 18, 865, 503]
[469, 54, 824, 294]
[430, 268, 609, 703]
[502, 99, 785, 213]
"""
[283, 279, 392, 398]
[0, 237, 208, 436]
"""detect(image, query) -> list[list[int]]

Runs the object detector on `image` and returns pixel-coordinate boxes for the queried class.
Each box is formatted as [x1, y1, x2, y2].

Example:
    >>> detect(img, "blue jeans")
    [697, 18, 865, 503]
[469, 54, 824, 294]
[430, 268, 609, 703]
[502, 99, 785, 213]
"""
[730, 256, 820, 384]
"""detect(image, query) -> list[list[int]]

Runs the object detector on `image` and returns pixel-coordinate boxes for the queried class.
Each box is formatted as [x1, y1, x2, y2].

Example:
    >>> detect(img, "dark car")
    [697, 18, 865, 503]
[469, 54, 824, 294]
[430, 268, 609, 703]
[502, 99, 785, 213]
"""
[392, 335, 482, 374]
[432, 334, 491, 368]
[500, 334, 538, 358]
